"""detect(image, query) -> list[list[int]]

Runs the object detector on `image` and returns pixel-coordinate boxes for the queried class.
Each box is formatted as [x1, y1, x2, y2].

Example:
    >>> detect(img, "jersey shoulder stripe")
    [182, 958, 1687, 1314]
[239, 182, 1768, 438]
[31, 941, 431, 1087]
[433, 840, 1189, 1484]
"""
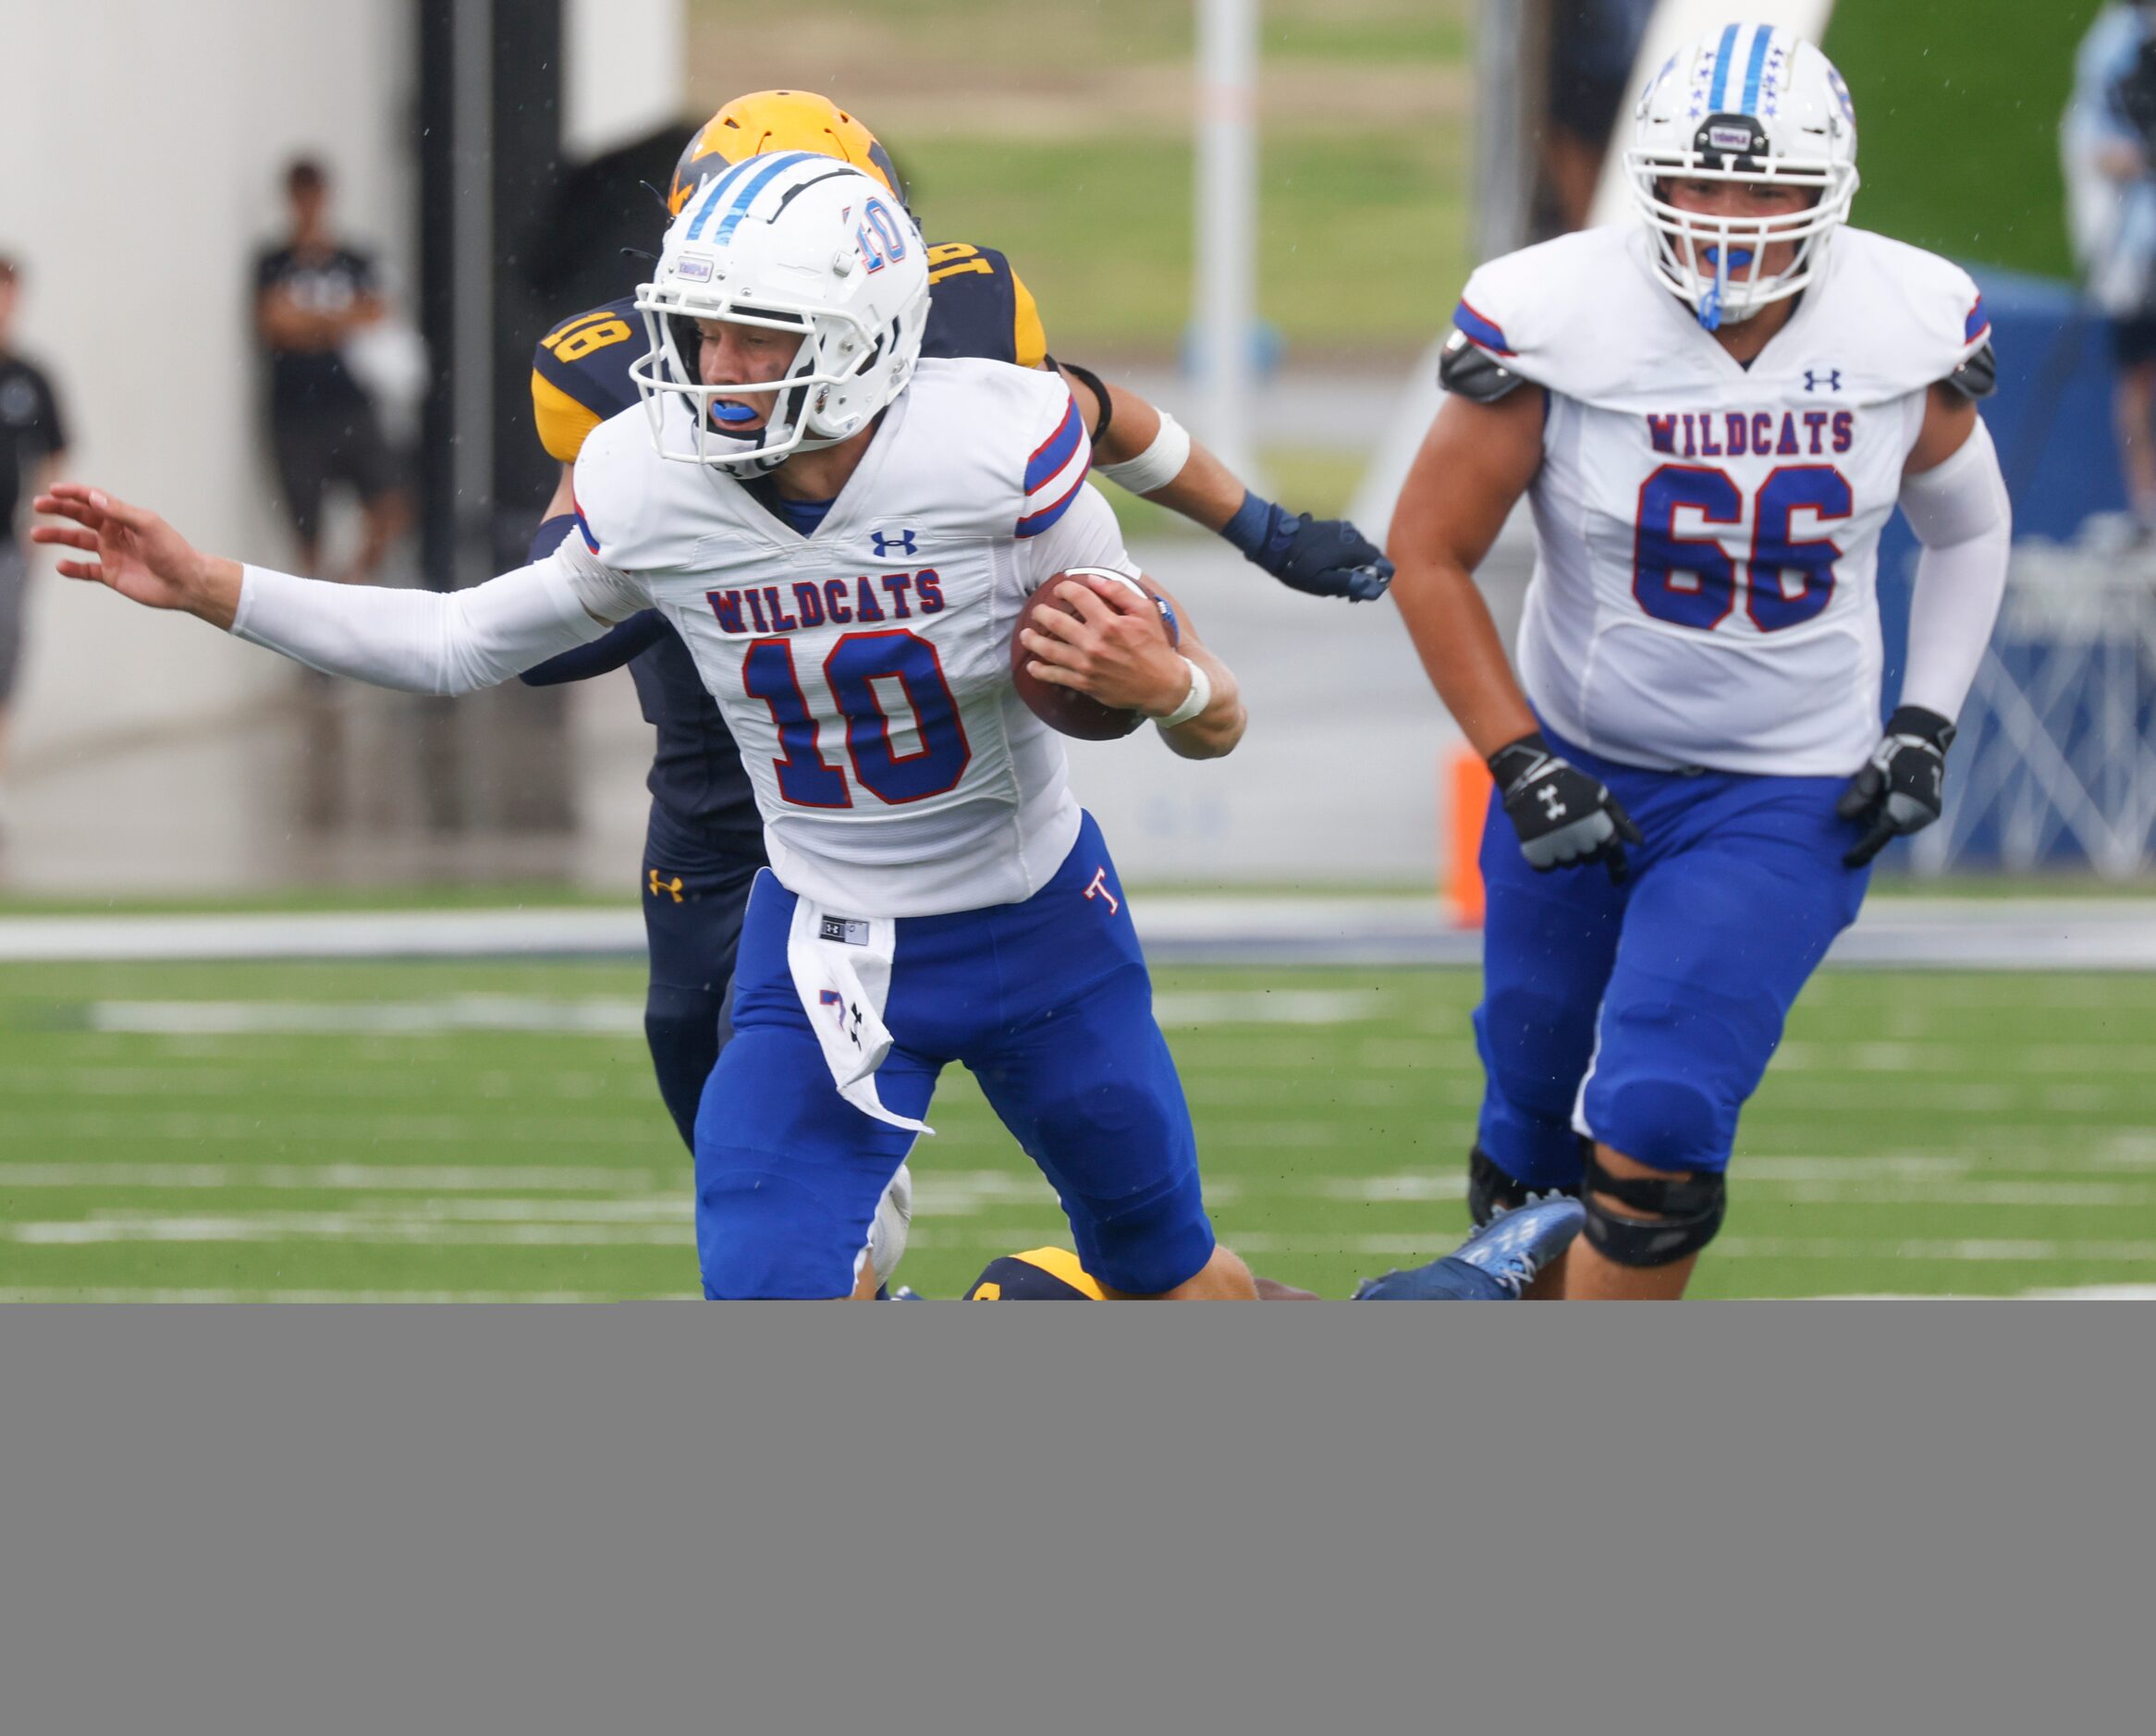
[1016, 391, 1089, 538]
[531, 297, 643, 463]
[1454, 299, 1515, 358]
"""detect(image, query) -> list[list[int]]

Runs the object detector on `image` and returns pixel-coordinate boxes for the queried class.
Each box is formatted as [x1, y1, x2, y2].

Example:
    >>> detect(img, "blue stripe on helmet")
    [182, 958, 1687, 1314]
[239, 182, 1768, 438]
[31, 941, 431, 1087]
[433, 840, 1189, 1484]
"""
[683, 153, 767, 242]
[713, 152, 819, 243]
[1709, 22, 1740, 112]
[1740, 27, 1774, 115]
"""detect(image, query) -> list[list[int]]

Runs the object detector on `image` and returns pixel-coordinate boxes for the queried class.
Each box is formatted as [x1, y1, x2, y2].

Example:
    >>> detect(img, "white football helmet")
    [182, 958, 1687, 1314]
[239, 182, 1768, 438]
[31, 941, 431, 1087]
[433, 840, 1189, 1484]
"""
[1624, 24, 1859, 330]
[631, 153, 930, 472]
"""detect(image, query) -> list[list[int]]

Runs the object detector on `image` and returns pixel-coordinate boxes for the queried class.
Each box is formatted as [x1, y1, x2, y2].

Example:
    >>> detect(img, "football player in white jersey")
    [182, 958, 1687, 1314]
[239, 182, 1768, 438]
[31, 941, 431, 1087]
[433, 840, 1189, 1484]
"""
[37, 161, 1259, 1300]
[1386, 25, 2012, 1298]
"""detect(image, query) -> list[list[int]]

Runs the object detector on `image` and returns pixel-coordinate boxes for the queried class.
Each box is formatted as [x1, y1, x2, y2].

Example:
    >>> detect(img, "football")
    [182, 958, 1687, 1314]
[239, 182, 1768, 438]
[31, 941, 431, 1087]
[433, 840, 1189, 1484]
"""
[1010, 567, 1182, 740]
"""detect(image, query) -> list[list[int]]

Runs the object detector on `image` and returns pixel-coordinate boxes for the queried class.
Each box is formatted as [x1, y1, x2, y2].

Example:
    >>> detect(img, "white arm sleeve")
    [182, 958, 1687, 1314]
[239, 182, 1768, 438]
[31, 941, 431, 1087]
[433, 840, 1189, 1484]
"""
[1897, 416, 2012, 724]
[230, 544, 647, 696]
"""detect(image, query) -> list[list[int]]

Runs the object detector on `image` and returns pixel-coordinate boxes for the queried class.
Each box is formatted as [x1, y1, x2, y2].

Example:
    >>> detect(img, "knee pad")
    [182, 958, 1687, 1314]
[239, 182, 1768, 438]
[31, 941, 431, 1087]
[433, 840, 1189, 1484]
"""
[1069, 1167, 1215, 1297]
[697, 1167, 862, 1299]
[1580, 1146, 1726, 1268]
[1468, 1145, 1582, 1228]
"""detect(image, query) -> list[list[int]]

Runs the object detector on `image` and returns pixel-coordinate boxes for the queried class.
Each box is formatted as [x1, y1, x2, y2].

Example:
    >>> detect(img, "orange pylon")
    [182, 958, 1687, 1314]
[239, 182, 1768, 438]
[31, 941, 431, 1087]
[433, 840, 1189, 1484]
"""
[1446, 749, 1491, 928]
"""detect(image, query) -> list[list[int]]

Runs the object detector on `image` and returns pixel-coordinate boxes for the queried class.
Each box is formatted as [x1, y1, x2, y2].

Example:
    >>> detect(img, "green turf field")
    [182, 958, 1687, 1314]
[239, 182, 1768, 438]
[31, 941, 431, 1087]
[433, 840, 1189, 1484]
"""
[4, 956, 2150, 1301]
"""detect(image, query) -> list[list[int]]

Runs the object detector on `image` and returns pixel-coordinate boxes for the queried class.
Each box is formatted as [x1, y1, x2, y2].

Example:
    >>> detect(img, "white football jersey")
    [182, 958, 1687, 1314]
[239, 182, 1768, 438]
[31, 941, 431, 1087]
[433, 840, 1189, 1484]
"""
[1454, 224, 1991, 776]
[559, 358, 1119, 917]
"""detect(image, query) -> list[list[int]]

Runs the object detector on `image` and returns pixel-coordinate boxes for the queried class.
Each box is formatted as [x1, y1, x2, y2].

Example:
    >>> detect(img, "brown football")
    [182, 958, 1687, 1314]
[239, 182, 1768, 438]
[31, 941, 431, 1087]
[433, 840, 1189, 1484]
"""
[1010, 567, 1182, 740]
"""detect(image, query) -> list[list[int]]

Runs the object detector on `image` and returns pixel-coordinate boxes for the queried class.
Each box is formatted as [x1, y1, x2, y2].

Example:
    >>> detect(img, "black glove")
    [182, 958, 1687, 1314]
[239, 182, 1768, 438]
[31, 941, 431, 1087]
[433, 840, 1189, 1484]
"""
[1838, 705, 1954, 867]
[1222, 493, 1393, 602]
[1488, 733, 1644, 884]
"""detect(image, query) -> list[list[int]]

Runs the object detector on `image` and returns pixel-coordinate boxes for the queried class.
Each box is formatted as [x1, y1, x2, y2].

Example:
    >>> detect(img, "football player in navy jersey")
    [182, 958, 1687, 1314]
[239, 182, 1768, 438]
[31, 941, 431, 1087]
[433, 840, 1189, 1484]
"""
[521, 90, 1394, 1156]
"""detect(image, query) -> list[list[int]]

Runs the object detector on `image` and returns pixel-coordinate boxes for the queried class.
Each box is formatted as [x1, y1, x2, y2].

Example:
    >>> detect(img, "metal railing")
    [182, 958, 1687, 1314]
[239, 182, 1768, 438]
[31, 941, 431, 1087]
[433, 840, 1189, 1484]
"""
[1913, 536, 2156, 875]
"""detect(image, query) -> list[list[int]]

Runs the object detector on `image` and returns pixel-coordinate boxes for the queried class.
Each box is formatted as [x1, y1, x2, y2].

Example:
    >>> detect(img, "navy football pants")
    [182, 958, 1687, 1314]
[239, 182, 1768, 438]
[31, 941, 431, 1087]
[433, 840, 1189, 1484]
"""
[642, 826, 762, 1151]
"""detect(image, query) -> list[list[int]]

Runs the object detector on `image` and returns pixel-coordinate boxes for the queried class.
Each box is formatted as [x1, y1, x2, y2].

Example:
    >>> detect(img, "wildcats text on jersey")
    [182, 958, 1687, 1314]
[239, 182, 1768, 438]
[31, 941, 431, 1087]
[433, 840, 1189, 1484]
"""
[1646, 409, 1855, 459]
[706, 570, 949, 635]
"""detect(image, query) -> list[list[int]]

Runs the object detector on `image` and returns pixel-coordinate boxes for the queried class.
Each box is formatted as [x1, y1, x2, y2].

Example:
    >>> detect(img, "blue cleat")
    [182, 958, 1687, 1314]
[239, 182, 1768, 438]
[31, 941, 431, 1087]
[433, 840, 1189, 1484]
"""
[1351, 1198, 1586, 1300]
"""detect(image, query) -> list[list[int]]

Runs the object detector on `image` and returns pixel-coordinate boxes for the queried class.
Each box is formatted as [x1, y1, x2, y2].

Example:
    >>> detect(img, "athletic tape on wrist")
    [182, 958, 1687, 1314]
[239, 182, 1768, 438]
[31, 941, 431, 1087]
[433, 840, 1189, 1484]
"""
[1096, 410, 1192, 495]
[1156, 655, 1211, 729]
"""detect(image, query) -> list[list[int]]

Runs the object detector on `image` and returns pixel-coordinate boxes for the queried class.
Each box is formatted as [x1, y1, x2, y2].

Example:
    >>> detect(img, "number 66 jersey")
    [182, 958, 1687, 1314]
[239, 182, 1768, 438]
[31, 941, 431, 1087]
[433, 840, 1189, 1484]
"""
[558, 357, 1110, 918]
[1449, 222, 1993, 776]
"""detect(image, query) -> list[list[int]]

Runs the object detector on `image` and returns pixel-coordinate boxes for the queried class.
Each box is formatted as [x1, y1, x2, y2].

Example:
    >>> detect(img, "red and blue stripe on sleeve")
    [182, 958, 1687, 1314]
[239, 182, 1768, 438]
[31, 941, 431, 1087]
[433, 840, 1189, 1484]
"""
[1453, 300, 1513, 358]
[570, 490, 603, 556]
[1015, 392, 1090, 539]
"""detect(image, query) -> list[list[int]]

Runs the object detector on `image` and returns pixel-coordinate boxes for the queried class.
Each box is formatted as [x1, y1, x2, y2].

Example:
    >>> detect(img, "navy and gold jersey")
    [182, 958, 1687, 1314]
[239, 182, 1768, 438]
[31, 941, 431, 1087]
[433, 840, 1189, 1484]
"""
[527, 241, 1049, 850]
[919, 242, 1046, 369]
[962, 1248, 1106, 1300]
[532, 296, 643, 465]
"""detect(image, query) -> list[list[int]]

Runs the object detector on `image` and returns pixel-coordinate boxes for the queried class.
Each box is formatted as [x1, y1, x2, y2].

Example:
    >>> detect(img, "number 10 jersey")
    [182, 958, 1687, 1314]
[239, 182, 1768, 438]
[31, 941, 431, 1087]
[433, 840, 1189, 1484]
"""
[560, 358, 1114, 918]
[1451, 224, 1992, 776]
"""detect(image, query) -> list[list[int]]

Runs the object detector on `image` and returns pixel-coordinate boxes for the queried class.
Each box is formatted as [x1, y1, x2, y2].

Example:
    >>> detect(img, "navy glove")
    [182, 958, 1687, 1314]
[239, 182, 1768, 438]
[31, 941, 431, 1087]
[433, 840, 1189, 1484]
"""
[1488, 732, 1643, 884]
[1838, 705, 1954, 868]
[1221, 491, 1393, 602]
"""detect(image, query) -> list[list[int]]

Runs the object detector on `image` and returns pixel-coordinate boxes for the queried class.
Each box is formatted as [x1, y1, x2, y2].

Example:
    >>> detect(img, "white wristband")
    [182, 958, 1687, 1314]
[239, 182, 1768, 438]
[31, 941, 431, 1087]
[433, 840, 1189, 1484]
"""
[1096, 410, 1193, 496]
[1155, 655, 1212, 729]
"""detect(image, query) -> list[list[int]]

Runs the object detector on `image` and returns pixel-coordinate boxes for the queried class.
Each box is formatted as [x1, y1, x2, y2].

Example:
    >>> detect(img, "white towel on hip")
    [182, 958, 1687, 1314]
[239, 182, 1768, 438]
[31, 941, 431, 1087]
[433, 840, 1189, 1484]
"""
[785, 896, 934, 1136]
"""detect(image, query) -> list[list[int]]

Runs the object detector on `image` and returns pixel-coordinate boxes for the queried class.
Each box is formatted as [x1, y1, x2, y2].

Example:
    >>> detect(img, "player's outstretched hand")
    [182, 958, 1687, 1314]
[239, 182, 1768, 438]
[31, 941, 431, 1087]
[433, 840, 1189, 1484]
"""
[32, 484, 240, 628]
[1020, 571, 1189, 716]
[1838, 706, 1954, 867]
[1489, 731, 1644, 884]
[1254, 510, 1394, 603]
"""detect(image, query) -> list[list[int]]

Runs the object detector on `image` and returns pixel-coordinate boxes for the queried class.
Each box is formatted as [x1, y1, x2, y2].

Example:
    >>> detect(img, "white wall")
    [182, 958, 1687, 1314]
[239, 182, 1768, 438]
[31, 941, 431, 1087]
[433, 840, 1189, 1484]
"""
[564, 0, 686, 157]
[0, 1, 415, 874]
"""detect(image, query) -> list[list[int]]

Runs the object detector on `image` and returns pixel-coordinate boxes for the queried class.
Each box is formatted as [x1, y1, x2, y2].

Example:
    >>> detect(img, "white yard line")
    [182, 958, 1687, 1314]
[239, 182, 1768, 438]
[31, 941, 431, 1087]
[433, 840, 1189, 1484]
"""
[0, 1288, 684, 1304]
[0, 1162, 663, 1192]
[6, 896, 2156, 968]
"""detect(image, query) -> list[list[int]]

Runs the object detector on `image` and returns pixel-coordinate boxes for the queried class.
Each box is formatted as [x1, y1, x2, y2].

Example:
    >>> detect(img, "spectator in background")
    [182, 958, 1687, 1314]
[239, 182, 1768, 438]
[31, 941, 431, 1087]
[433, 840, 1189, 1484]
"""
[254, 158, 408, 581]
[0, 255, 69, 838]
[2065, 2, 2156, 533]
[1540, 0, 1659, 236]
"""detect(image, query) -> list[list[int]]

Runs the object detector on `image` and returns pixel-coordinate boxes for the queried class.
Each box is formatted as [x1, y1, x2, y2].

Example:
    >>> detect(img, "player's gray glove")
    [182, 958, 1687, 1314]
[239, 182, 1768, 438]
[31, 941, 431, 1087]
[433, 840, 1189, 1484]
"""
[1488, 732, 1643, 884]
[1838, 705, 1954, 868]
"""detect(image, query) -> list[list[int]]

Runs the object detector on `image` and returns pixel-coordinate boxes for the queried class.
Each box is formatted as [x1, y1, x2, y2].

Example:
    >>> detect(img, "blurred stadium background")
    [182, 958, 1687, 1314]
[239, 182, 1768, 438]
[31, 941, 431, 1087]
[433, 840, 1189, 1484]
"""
[2, 0, 2152, 1300]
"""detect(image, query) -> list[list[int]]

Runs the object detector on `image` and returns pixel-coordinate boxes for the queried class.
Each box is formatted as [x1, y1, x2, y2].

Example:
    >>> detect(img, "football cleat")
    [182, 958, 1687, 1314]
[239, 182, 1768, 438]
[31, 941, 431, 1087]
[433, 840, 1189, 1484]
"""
[1352, 1197, 1586, 1300]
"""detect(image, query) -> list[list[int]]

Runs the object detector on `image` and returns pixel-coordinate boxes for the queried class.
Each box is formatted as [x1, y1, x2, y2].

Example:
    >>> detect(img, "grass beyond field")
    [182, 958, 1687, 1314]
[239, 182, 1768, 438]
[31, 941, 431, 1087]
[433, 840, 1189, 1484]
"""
[3, 958, 2151, 1301]
[690, 0, 1474, 356]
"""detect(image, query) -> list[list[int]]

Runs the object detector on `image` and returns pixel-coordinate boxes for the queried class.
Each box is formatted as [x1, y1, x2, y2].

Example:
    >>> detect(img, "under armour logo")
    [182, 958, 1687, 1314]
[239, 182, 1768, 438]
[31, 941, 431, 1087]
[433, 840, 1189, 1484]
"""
[819, 989, 866, 1051]
[647, 870, 684, 904]
[1083, 866, 1120, 916]
[871, 528, 918, 557]
[1804, 369, 1843, 394]
[1538, 786, 1568, 821]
